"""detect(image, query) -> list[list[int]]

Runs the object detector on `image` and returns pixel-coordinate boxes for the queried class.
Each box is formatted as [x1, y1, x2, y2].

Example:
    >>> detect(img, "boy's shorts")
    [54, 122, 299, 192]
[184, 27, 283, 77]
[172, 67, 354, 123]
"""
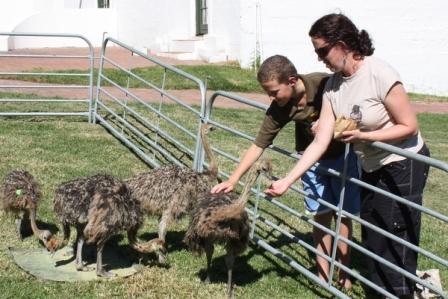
[301, 148, 360, 216]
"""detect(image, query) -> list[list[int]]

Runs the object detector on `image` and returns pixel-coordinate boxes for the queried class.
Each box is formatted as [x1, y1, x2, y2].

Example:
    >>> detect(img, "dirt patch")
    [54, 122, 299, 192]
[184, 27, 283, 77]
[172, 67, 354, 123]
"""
[0, 47, 227, 72]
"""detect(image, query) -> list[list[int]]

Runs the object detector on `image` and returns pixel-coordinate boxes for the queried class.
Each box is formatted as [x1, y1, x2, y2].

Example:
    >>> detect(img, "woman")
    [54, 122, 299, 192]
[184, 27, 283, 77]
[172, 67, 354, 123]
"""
[265, 13, 430, 298]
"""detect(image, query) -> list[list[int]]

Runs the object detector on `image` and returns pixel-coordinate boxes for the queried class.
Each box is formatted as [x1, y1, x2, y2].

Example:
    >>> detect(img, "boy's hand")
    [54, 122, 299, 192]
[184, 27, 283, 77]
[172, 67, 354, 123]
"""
[211, 180, 235, 193]
[310, 120, 319, 135]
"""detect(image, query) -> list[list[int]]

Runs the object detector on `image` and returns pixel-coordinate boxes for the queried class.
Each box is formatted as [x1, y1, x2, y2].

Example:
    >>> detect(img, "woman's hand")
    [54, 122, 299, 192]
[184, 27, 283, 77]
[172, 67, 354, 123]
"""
[264, 178, 292, 197]
[340, 129, 366, 143]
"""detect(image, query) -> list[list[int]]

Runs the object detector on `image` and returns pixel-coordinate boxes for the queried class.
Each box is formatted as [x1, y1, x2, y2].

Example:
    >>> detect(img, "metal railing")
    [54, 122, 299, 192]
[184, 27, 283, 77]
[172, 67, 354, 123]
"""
[0, 33, 446, 298]
[205, 90, 448, 299]
[93, 36, 207, 170]
[0, 32, 95, 122]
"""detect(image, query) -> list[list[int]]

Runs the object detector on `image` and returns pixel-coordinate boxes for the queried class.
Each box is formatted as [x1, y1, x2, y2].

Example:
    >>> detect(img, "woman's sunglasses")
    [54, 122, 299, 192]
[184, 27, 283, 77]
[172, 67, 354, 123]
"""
[315, 43, 335, 59]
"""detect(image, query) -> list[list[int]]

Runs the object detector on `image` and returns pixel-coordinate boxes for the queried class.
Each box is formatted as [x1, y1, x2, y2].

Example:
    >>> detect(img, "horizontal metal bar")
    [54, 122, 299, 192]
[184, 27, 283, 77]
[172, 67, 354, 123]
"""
[98, 88, 194, 157]
[0, 99, 89, 103]
[99, 59, 201, 116]
[341, 234, 444, 295]
[0, 85, 88, 89]
[96, 101, 185, 167]
[250, 176, 447, 294]
[371, 141, 448, 172]
[0, 54, 91, 59]
[252, 236, 350, 299]
[257, 195, 445, 295]
[206, 89, 448, 292]
[97, 81, 196, 139]
[0, 112, 88, 117]
[103, 36, 206, 93]
[261, 182, 448, 268]
[0, 31, 91, 38]
[208, 90, 269, 113]
[247, 210, 399, 298]
[0, 72, 89, 77]
[95, 114, 160, 168]
[209, 114, 448, 223]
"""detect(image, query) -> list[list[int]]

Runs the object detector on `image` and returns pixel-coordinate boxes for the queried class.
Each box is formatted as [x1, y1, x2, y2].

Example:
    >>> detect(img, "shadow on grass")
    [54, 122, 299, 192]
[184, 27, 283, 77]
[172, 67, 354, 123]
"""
[243, 243, 334, 298]
[54, 233, 162, 271]
[19, 219, 60, 240]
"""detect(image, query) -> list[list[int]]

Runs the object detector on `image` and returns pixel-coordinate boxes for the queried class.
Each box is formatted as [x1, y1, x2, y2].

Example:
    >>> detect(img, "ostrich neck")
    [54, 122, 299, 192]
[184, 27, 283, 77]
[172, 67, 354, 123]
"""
[201, 128, 217, 178]
[29, 207, 45, 240]
[236, 166, 261, 206]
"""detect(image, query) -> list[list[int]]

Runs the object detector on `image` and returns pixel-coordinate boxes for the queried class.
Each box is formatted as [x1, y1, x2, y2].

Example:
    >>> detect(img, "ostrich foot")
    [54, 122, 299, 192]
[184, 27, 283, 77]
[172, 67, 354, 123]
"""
[63, 247, 74, 257]
[75, 262, 94, 272]
[97, 269, 116, 278]
[204, 275, 211, 284]
[157, 253, 167, 264]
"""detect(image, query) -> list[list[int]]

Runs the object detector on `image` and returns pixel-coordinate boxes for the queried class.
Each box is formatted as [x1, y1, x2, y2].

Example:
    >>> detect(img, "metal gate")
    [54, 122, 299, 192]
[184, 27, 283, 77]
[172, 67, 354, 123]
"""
[93, 36, 207, 170]
[205, 90, 448, 299]
[0, 32, 94, 122]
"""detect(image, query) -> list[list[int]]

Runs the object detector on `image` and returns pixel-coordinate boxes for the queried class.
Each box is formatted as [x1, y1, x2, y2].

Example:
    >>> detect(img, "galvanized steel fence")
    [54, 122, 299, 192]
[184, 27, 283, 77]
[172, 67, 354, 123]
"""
[93, 36, 207, 170]
[0, 32, 95, 122]
[205, 90, 448, 299]
[0, 33, 446, 298]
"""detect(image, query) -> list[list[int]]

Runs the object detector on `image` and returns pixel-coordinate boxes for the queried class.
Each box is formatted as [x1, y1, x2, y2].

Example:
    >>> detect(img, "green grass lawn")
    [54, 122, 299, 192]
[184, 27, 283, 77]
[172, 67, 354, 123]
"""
[0, 96, 447, 298]
[1, 65, 448, 102]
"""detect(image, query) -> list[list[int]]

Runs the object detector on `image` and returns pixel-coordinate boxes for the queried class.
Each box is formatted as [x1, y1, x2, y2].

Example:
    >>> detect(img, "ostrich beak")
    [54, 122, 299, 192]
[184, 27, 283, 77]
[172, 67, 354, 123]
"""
[46, 238, 59, 257]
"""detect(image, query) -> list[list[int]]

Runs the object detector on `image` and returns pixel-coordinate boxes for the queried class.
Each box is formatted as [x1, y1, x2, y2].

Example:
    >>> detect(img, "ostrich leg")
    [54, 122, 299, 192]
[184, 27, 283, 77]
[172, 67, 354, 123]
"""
[225, 252, 236, 299]
[158, 210, 173, 263]
[62, 223, 70, 248]
[15, 216, 23, 240]
[75, 232, 86, 271]
[74, 226, 93, 271]
[204, 241, 214, 283]
[96, 240, 116, 278]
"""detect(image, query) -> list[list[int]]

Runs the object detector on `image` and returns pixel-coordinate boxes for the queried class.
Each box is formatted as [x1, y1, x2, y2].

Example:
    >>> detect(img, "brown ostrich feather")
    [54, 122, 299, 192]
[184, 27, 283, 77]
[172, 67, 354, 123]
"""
[53, 174, 165, 277]
[1, 170, 56, 251]
[183, 158, 272, 297]
[125, 123, 218, 262]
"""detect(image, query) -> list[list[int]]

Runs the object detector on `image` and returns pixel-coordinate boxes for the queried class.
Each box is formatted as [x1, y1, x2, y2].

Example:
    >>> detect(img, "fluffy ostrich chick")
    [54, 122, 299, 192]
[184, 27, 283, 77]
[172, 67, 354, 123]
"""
[184, 158, 272, 298]
[53, 174, 165, 277]
[1, 170, 57, 251]
[126, 123, 218, 263]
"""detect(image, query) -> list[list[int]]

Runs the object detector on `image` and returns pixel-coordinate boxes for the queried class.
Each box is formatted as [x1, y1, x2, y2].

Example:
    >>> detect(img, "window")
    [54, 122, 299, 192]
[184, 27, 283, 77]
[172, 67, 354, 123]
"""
[98, 0, 110, 8]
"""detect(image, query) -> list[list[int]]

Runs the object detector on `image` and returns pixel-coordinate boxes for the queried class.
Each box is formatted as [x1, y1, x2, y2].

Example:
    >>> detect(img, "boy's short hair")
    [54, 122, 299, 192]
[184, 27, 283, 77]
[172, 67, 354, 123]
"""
[257, 55, 298, 84]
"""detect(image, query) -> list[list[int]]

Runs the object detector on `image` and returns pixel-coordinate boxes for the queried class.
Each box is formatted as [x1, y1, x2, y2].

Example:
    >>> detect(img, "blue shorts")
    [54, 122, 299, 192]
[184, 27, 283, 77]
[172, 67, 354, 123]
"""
[301, 147, 360, 216]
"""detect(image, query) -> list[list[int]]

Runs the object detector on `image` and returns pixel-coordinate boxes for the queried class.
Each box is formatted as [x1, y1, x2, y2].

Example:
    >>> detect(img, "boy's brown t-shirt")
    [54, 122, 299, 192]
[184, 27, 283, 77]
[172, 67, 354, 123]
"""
[254, 72, 345, 160]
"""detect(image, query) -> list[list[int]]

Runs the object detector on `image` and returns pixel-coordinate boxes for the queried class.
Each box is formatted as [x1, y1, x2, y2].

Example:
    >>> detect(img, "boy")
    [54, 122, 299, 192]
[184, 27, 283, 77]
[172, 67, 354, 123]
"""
[211, 55, 360, 288]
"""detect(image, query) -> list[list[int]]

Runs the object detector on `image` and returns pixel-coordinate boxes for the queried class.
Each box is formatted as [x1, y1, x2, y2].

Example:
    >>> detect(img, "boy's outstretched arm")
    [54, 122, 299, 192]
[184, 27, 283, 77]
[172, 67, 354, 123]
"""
[211, 144, 264, 193]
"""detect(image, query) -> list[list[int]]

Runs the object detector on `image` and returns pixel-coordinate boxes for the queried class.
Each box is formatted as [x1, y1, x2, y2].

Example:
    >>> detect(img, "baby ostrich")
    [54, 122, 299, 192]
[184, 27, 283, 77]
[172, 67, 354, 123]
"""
[126, 123, 218, 263]
[184, 158, 272, 298]
[53, 174, 166, 278]
[1, 170, 57, 251]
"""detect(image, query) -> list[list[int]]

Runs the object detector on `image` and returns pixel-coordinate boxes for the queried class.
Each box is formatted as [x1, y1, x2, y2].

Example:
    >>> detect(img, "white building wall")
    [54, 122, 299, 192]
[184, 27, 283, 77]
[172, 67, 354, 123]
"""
[0, 0, 113, 49]
[0, 0, 447, 95]
[237, 0, 448, 95]
[112, 0, 194, 52]
[10, 9, 116, 48]
[207, 0, 241, 60]
[63, 0, 97, 9]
